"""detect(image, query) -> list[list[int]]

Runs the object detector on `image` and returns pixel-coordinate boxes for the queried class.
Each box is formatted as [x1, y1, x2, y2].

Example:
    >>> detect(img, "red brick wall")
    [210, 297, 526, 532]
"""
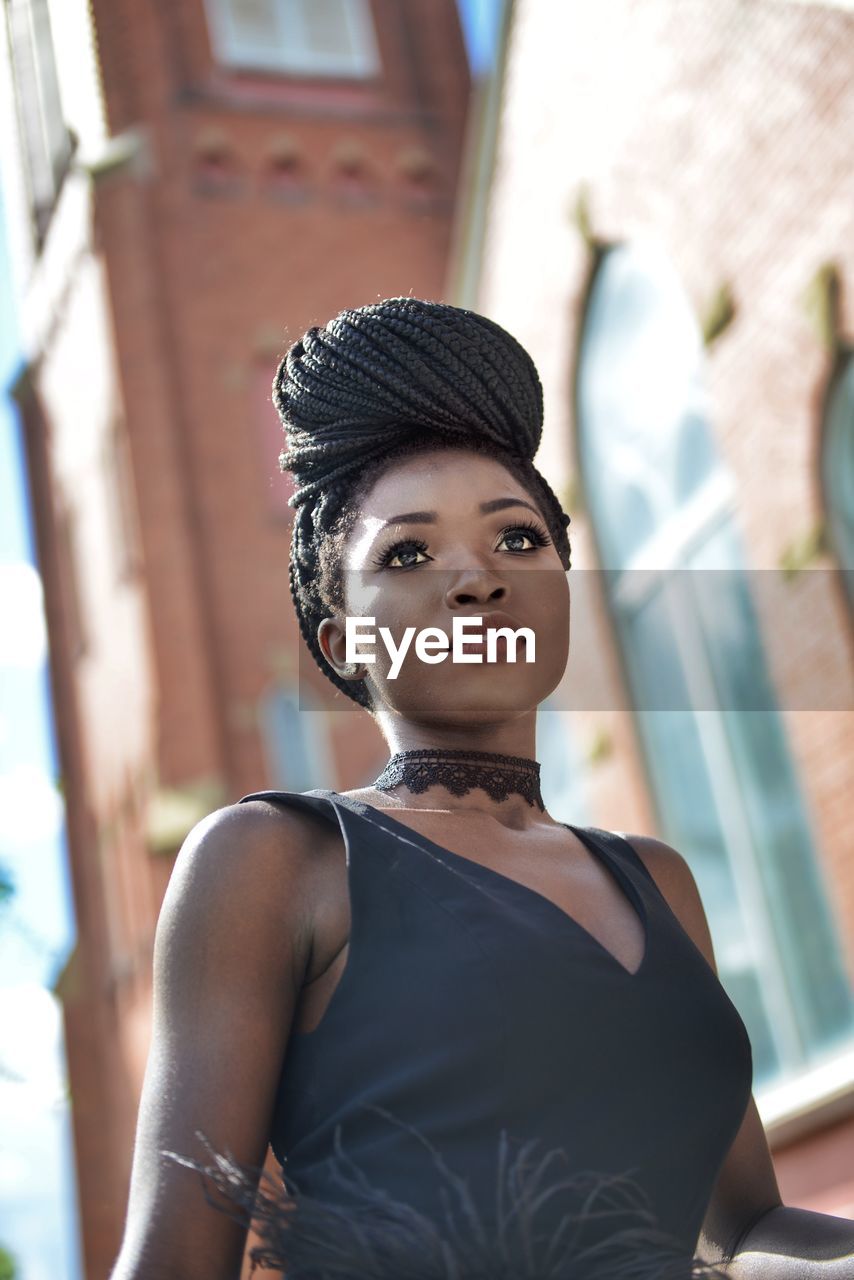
[21, 2, 471, 1273]
[475, 0, 854, 1216]
[90, 0, 471, 801]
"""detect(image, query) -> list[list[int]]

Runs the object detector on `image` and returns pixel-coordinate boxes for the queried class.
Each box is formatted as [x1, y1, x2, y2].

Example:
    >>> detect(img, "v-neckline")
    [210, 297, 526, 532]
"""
[317, 791, 650, 979]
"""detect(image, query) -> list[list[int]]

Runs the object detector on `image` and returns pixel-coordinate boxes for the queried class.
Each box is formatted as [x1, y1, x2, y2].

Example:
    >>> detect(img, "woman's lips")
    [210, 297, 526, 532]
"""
[460, 633, 511, 661]
[453, 613, 532, 663]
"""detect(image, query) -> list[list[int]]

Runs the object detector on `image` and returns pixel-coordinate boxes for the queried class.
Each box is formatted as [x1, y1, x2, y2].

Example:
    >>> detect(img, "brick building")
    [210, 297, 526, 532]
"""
[0, 1, 470, 1273]
[453, 0, 854, 1221]
[4, 0, 854, 1272]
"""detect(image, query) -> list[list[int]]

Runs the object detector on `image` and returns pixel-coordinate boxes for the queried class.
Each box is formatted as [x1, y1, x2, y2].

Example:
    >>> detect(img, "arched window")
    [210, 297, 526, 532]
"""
[577, 242, 854, 1085]
[822, 354, 854, 608]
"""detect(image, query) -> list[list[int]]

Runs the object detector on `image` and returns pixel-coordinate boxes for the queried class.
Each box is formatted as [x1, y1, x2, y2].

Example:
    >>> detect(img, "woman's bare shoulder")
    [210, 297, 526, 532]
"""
[616, 832, 718, 974]
[112, 797, 339, 1280]
[155, 796, 339, 991]
[167, 794, 335, 888]
[615, 831, 686, 882]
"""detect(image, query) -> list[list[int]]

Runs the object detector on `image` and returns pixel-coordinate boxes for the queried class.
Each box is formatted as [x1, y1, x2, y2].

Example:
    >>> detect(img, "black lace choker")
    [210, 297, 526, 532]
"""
[373, 748, 544, 811]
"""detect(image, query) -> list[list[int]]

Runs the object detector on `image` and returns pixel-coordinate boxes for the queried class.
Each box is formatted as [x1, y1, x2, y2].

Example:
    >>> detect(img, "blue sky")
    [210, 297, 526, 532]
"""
[0, 185, 81, 1278]
[457, 0, 504, 76]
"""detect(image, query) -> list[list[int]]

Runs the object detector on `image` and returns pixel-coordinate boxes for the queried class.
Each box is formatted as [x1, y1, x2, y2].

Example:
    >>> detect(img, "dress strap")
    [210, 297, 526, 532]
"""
[238, 788, 342, 828]
[575, 826, 661, 892]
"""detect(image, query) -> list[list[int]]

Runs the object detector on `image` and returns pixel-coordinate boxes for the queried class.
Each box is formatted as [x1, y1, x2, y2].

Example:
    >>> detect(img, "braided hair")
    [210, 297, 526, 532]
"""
[272, 297, 572, 712]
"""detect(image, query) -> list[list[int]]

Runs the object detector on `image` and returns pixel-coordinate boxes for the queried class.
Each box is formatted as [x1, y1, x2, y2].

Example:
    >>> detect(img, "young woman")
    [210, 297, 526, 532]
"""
[111, 299, 854, 1279]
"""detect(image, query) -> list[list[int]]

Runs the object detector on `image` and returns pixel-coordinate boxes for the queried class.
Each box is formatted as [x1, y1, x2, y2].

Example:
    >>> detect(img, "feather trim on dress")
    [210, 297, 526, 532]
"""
[164, 1107, 726, 1280]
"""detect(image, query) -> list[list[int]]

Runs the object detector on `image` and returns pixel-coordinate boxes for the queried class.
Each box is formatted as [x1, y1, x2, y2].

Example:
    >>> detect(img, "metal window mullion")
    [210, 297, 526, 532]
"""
[25, 0, 55, 195]
[621, 467, 735, 577]
[8, 0, 53, 214]
[29, 0, 66, 183]
[667, 561, 805, 1067]
[616, 476, 814, 1068]
[292, 0, 378, 76]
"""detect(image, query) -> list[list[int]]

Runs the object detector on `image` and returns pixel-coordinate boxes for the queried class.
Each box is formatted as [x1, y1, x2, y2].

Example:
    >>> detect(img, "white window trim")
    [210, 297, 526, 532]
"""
[760, 1041, 854, 1147]
[612, 467, 736, 587]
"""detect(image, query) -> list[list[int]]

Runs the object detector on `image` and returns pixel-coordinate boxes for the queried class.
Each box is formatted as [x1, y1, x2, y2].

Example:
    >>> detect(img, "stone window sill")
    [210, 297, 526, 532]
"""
[759, 1043, 854, 1148]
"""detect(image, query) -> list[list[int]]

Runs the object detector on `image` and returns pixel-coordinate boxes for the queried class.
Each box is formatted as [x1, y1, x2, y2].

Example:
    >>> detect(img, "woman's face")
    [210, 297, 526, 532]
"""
[318, 449, 570, 729]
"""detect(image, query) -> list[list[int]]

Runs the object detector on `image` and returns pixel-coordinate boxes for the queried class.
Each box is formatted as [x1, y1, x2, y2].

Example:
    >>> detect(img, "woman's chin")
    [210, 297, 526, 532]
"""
[382, 671, 557, 724]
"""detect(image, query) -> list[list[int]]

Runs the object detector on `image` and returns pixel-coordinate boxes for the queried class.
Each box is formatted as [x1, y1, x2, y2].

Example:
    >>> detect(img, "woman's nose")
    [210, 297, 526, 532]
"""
[444, 569, 509, 609]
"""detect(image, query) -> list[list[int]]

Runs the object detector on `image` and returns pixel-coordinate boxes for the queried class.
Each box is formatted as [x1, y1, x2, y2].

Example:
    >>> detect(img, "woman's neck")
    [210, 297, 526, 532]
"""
[369, 743, 546, 822]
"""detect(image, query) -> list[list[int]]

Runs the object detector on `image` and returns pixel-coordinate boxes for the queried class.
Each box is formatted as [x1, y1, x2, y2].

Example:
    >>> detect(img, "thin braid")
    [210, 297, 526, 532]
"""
[273, 298, 571, 710]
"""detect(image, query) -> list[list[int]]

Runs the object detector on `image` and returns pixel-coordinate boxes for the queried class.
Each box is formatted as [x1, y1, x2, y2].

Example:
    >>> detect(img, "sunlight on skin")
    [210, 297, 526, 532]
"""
[721, 1205, 854, 1277]
[341, 513, 388, 616]
[317, 451, 570, 749]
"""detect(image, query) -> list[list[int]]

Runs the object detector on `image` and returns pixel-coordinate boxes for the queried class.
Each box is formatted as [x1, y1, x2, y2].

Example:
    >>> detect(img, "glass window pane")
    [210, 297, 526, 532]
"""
[675, 408, 718, 505]
[578, 243, 854, 1080]
[229, 0, 280, 44]
[8, 0, 53, 211]
[635, 722, 780, 1079]
[29, 0, 68, 185]
[577, 243, 709, 569]
[302, 0, 361, 60]
[689, 523, 854, 1056]
[620, 579, 780, 1077]
[206, 0, 378, 76]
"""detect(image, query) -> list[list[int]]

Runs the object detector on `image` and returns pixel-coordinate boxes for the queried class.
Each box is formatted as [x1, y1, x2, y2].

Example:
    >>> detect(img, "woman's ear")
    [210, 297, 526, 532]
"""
[317, 616, 367, 681]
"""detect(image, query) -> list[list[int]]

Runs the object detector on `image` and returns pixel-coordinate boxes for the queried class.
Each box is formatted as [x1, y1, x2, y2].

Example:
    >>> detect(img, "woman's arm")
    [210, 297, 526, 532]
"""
[110, 799, 320, 1280]
[623, 835, 854, 1279]
[717, 1205, 854, 1278]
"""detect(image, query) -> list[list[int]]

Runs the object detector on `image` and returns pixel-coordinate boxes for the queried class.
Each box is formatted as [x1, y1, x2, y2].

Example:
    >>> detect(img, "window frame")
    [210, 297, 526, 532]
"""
[575, 241, 854, 1086]
[204, 0, 380, 80]
[5, 0, 73, 246]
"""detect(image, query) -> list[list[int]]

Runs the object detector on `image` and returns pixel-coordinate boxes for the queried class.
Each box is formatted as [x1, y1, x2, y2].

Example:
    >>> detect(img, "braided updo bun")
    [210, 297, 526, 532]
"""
[272, 297, 571, 711]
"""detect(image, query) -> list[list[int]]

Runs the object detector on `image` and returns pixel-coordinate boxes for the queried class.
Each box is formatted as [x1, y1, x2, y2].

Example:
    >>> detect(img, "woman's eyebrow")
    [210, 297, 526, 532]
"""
[379, 497, 541, 528]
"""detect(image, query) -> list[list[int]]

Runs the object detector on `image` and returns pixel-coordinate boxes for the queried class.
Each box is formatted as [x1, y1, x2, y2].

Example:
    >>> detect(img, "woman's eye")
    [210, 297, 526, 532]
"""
[373, 539, 431, 569]
[498, 523, 551, 553]
[372, 523, 550, 568]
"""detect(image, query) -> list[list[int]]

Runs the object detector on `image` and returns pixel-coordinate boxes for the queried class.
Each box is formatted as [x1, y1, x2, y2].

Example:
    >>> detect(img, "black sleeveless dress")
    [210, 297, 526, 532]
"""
[237, 787, 754, 1277]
